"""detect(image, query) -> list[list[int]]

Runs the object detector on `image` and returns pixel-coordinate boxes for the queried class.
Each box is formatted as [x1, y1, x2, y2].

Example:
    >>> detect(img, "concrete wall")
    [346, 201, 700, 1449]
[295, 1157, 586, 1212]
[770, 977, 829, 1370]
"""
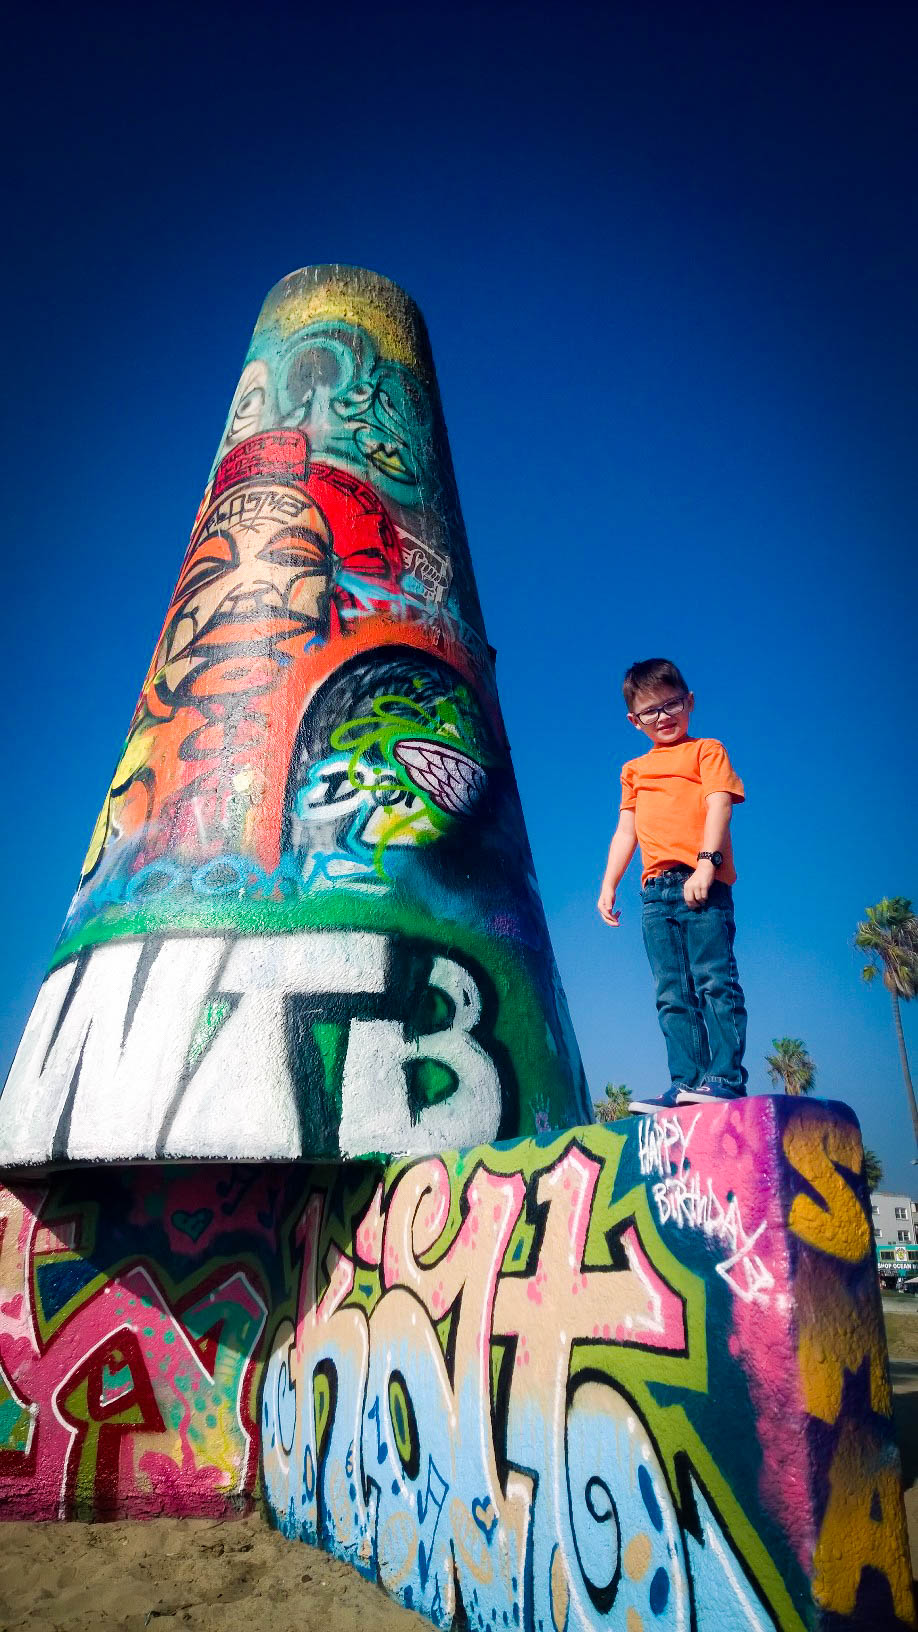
[0, 1097, 911, 1630]
[0, 267, 589, 1163]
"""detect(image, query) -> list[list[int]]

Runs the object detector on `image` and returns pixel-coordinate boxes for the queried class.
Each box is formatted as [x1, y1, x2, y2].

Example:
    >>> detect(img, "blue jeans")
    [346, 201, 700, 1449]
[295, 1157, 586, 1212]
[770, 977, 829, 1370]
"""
[641, 867, 747, 1092]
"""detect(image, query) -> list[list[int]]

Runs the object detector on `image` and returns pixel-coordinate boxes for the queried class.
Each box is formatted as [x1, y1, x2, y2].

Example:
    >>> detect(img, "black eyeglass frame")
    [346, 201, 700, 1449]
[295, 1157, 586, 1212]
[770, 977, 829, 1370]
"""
[632, 693, 689, 726]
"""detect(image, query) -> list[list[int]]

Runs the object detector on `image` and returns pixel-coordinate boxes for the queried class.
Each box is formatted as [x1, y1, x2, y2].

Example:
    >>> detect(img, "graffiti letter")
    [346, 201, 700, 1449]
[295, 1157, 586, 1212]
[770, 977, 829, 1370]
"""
[262, 1193, 374, 1568]
[812, 1418, 913, 1622]
[165, 933, 388, 1158]
[783, 1113, 870, 1262]
[0, 942, 228, 1162]
[339, 956, 501, 1157]
[794, 1255, 891, 1423]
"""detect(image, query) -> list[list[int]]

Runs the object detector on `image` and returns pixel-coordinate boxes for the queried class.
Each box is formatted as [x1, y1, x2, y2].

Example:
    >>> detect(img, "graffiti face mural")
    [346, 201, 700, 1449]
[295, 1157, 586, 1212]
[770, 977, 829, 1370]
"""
[79, 430, 404, 889]
[1, 1101, 908, 1630]
[160, 454, 332, 685]
[216, 318, 436, 502]
[0, 267, 590, 1163]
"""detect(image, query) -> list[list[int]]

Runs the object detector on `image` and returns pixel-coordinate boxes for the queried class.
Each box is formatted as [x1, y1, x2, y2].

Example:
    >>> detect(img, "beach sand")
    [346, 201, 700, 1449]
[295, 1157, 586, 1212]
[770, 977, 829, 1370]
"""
[0, 1513, 428, 1632]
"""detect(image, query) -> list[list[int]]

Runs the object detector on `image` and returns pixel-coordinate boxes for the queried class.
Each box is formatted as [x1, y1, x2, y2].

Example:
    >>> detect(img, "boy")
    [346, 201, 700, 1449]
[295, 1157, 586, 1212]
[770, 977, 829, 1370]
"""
[597, 658, 747, 1111]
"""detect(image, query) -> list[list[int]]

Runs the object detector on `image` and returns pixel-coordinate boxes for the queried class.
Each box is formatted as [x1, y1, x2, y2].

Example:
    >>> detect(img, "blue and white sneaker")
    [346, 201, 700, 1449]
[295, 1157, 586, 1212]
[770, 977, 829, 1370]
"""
[676, 1083, 746, 1105]
[628, 1086, 687, 1114]
[628, 1083, 745, 1114]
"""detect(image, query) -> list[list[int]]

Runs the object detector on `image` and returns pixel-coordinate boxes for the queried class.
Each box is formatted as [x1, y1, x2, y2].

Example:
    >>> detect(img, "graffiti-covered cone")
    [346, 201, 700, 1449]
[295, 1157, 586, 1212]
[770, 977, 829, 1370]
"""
[0, 266, 590, 1162]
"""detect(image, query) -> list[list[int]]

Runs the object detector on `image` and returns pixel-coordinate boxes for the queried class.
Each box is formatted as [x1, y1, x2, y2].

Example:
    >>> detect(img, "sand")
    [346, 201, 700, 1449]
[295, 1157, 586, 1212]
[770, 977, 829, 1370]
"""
[0, 1514, 427, 1632]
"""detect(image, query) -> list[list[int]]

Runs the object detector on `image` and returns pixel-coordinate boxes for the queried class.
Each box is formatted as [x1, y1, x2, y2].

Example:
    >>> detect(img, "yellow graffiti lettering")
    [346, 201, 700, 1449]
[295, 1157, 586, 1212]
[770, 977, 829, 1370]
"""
[812, 1418, 913, 1621]
[783, 1115, 869, 1261]
[795, 1255, 891, 1423]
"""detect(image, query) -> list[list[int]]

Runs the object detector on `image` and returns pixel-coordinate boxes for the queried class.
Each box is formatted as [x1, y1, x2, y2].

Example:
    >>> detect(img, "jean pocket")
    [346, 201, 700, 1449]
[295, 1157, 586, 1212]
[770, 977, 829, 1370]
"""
[708, 882, 733, 911]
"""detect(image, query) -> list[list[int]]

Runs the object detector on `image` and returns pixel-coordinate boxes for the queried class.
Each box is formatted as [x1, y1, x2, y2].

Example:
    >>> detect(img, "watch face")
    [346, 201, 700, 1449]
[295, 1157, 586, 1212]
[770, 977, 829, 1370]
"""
[711, 850, 723, 868]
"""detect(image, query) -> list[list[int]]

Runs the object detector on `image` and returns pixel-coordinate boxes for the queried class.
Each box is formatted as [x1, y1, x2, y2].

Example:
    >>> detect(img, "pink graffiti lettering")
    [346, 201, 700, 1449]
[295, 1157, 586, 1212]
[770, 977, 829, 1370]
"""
[0, 1189, 266, 1518]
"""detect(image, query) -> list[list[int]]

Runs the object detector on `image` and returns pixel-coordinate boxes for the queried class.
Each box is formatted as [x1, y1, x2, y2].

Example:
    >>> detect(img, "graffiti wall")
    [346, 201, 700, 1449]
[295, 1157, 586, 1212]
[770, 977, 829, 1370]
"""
[0, 1099, 911, 1628]
[0, 1166, 271, 1520]
[0, 265, 589, 1164]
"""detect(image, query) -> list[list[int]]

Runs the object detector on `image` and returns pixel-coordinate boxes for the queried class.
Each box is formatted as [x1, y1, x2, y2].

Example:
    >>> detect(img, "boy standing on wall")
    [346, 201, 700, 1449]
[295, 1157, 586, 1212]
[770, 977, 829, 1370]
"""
[597, 658, 747, 1112]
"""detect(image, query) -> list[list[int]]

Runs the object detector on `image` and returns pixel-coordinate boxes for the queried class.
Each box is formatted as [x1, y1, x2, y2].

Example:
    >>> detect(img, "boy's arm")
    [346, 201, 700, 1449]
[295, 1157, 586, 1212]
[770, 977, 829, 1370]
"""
[598, 810, 637, 926]
[683, 792, 734, 907]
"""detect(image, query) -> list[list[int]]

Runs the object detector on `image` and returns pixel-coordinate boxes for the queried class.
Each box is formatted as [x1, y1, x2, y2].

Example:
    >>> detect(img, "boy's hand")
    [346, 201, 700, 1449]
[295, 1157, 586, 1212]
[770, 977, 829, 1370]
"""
[598, 881, 621, 926]
[683, 862, 715, 908]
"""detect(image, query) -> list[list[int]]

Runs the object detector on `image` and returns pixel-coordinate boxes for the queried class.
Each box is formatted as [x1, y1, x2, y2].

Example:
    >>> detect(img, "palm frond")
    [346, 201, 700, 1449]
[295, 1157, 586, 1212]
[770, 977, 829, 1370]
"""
[765, 1036, 815, 1095]
[854, 896, 918, 1001]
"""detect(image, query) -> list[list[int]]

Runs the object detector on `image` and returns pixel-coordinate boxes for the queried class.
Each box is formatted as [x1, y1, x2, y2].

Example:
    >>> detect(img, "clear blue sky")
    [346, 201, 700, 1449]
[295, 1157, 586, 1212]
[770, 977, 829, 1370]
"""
[2, 5, 915, 1188]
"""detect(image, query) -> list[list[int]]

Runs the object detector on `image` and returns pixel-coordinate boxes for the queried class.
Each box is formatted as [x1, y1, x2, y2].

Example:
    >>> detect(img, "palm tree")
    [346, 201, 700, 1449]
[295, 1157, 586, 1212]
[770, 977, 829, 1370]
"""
[854, 896, 918, 1149]
[594, 1083, 631, 1123]
[765, 1037, 815, 1096]
[863, 1147, 884, 1191]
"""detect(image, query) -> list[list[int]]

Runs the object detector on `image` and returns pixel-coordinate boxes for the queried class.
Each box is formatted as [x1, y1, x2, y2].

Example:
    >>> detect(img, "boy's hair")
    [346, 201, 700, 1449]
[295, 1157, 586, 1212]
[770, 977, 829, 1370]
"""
[622, 658, 689, 711]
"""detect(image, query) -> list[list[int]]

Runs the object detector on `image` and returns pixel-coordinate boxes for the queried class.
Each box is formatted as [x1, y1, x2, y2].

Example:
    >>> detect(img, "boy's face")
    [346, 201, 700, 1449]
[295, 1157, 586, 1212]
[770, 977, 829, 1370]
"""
[628, 685, 694, 746]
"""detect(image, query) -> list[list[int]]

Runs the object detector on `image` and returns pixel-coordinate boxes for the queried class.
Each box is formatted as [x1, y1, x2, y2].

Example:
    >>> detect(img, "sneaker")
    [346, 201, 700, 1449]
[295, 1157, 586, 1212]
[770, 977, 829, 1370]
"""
[628, 1083, 746, 1114]
[628, 1086, 687, 1114]
[676, 1083, 746, 1105]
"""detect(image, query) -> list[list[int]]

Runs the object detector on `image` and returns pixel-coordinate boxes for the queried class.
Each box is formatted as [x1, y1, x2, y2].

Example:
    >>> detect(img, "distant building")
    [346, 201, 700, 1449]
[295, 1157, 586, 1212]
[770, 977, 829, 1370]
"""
[871, 1190, 918, 1285]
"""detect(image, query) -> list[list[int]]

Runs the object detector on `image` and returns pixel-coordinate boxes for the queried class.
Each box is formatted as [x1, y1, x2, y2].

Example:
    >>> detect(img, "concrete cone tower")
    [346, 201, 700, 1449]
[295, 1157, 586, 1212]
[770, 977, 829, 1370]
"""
[0, 266, 591, 1163]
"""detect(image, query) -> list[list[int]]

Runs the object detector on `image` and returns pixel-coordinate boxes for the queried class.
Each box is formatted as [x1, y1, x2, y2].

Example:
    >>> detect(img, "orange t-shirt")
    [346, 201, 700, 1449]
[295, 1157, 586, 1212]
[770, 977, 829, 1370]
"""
[620, 737, 745, 886]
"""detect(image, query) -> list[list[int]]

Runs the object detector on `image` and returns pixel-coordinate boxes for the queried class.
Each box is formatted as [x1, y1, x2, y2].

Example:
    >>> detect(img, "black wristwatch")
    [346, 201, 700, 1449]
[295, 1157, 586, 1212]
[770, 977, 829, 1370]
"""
[697, 850, 723, 868]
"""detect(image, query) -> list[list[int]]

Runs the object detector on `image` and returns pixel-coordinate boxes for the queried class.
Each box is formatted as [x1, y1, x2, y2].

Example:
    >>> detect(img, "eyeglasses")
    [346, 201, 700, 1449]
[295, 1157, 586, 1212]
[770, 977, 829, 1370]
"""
[633, 694, 688, 726]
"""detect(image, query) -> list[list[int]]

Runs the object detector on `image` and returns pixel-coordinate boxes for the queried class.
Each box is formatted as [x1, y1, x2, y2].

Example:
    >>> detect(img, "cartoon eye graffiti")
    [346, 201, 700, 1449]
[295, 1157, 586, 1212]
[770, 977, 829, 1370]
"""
[337, 383, 375, 412]
[392, 740, 487, 817]
[230, 386, 266, 441]
[174, 532, 236, 603]
[224, 360, 271, 448]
